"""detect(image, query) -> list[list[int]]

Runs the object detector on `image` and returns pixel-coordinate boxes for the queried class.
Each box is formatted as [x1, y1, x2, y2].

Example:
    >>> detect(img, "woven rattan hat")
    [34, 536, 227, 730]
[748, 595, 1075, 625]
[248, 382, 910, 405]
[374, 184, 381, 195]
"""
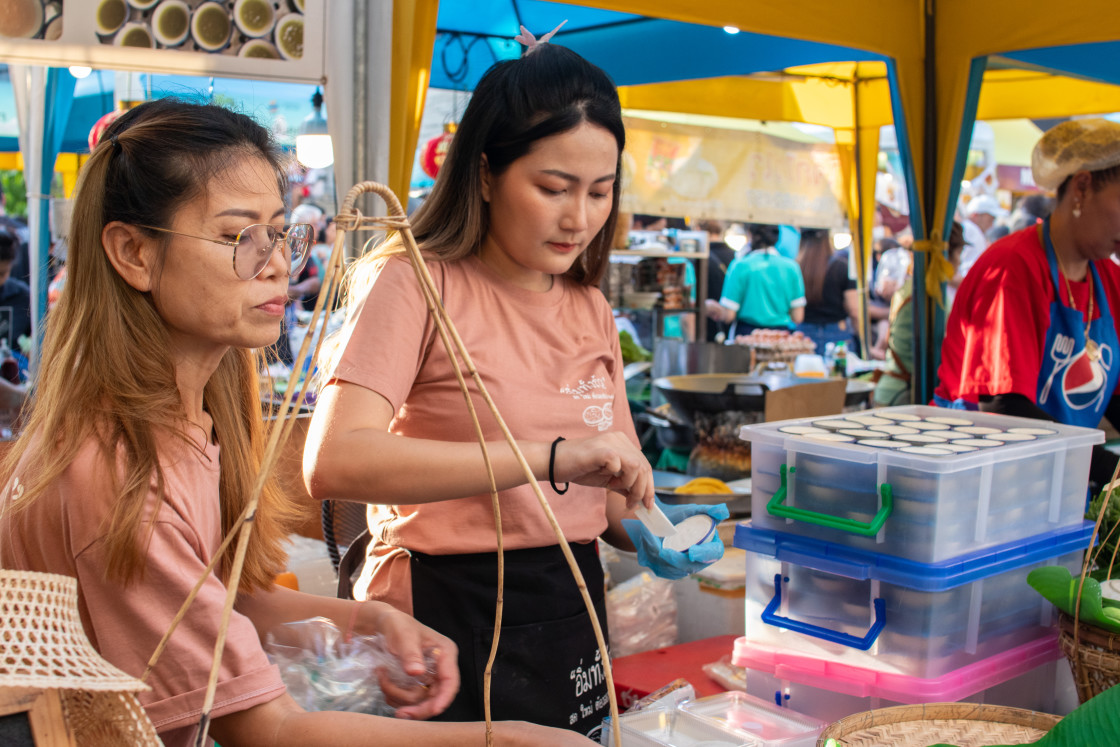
[0, 569, 161, 745]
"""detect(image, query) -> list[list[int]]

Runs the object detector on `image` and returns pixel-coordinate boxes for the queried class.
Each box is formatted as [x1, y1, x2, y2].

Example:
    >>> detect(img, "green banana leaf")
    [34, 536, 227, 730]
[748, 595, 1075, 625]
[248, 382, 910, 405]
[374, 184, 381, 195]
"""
[1025, 566, 1120, 634]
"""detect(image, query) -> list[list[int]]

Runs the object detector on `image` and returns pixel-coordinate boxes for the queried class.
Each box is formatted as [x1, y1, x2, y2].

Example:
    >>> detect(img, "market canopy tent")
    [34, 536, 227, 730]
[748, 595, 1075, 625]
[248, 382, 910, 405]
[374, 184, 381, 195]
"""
[411, 1, 894, 353]
[396, 0, 1120, 401]
[426, 2, 885, 91]
[0, 67, 110, 155]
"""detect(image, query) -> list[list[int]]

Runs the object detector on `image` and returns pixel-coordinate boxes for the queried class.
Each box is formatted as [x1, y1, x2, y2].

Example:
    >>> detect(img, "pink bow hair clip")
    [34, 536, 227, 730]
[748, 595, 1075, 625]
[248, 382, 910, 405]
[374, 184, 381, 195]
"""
[514, 20, 568, 53]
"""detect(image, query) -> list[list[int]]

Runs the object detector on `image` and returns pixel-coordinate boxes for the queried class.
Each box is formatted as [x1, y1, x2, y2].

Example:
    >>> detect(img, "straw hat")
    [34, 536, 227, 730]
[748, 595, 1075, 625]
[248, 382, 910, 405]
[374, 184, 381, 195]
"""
[0, 569, 162, 745]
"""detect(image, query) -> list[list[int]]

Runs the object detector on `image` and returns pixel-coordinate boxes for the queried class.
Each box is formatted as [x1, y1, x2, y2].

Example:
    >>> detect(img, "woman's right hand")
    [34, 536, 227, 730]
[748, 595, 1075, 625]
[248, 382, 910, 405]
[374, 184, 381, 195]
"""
[552, 431, 654, 510]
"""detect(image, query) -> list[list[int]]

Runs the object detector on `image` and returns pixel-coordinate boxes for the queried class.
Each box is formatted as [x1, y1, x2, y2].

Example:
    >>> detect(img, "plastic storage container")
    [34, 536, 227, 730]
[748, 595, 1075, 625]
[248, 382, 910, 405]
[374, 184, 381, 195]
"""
[743, 405, 1101, 563]
[734, 520, 1092, 678]
[732, 634, 1062, 723]
[680, 691, 825, 746]
[601, 708, 752, 746]
[602, 691, 825, 747]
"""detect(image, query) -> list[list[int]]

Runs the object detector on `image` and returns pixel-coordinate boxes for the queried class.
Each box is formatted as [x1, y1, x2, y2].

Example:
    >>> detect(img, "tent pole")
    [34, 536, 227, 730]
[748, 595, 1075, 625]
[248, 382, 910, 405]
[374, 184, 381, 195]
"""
[352, 0, 368, 260]
[851, 66, 871, 358]
[914, 0, 938, 405]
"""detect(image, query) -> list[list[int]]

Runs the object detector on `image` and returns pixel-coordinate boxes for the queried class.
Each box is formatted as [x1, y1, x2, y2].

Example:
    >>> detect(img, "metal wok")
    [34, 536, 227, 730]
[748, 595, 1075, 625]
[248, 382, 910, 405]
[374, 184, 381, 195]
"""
[653, 372, 874, 419]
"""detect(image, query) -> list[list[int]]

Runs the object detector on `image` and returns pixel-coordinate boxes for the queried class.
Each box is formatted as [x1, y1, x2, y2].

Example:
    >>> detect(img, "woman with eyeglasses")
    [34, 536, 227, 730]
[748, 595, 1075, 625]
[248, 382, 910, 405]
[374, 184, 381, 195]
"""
[0, 99, 593, 747]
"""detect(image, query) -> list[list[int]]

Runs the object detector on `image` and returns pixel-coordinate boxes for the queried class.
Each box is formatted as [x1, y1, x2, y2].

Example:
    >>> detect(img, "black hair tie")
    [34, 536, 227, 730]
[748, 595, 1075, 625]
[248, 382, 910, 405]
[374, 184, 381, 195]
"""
[549, 436, 569, 495]
[109, 134, 121, 151]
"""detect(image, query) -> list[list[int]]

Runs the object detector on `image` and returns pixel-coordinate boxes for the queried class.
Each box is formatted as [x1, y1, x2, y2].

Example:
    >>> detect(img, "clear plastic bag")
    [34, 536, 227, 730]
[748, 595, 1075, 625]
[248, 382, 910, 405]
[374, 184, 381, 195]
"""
[264, 616, 435, 715]
[607, 572, 678, 658]
[701, 655, 747, 692]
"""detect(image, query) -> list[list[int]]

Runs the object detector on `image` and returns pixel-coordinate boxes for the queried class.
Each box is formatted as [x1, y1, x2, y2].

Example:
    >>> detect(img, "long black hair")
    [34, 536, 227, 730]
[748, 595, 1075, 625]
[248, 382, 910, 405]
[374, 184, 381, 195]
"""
[406, 44, 625, 286]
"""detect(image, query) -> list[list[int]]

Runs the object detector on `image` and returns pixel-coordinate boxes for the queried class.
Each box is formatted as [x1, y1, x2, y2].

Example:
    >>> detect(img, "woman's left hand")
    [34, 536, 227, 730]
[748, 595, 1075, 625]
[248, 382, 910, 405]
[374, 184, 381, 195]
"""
[357, 602, 459, 720]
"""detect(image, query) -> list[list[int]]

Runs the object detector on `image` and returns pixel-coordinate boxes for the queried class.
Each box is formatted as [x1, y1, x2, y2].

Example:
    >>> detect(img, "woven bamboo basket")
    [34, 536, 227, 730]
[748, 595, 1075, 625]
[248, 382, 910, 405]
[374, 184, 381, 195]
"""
[817, 702, 1059, 747]
[1059, 611, 1120, 703]
[1058, 467, 1120, 706]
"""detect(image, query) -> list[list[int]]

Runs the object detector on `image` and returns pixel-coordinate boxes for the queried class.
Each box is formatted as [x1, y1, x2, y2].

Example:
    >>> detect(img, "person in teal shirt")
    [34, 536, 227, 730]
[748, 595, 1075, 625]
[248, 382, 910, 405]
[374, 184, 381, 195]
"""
[660, 256, 697, 340]
[704, 223, 806, 335]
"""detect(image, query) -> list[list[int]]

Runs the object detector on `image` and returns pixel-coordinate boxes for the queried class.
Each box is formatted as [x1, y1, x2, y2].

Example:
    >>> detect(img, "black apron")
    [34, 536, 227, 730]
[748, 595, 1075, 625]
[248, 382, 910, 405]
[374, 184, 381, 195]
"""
[409, 541, 610, 738]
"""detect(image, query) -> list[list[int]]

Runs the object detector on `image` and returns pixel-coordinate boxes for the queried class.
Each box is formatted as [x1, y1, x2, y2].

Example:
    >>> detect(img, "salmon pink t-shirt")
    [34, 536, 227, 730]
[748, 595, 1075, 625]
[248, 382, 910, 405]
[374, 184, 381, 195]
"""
[0, 433, 285, 746]
[330, 254, 636, 613]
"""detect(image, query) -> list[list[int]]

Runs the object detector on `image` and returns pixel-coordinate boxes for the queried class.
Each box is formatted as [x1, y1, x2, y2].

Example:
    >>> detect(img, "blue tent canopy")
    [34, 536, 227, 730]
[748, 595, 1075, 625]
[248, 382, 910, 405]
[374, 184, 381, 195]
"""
[0, 67, 318, 154]
[0, 68, 113, 153]
[1001, 40, 1120, 87]
[430, 0, 886, 90]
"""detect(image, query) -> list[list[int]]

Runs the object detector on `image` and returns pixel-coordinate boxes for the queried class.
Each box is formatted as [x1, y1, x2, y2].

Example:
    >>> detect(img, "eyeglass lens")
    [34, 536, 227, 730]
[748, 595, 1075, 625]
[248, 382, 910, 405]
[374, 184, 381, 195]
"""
[235, 224, 313, 280]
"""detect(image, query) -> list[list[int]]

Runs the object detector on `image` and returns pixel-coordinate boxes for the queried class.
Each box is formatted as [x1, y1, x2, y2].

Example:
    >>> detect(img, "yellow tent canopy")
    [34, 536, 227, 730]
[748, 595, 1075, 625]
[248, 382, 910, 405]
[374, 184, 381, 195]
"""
[391, 0, 1120, 398]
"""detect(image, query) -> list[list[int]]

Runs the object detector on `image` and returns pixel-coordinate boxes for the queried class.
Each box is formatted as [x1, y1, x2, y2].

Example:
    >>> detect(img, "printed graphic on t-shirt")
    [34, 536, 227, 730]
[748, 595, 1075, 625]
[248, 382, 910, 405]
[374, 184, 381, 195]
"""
[560, 374, 615, 431]
[1040, 332, 1112, 411]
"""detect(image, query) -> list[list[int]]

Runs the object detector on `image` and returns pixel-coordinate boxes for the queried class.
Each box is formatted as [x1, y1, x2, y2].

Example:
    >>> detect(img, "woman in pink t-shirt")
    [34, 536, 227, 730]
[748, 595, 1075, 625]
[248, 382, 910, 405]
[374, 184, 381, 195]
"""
[305, 42, 727, 738]
[0, 100, 591, 747]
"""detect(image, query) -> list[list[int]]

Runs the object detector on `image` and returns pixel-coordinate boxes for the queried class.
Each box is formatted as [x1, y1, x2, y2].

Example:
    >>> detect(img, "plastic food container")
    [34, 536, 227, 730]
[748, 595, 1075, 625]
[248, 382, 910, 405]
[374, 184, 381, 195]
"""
[680, 691, 825, 746]
[734, 520, 1092, 678]
[601, 691, 824, 746]
[600, 708, 753, 746]
[733, 634, 1062, 724]
[742, 405, 1101, 563]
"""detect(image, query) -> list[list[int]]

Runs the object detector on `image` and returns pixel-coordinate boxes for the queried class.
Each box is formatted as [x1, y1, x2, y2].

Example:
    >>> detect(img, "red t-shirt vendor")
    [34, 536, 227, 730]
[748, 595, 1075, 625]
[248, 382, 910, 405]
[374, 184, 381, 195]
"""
[936, 118, 1120, 496]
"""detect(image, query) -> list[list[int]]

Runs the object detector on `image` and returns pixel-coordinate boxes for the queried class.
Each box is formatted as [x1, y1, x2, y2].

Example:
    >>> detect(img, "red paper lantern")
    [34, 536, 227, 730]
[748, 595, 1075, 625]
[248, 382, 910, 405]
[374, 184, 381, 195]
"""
[420, 124, 457, 179]
[88, 109, 127, 152]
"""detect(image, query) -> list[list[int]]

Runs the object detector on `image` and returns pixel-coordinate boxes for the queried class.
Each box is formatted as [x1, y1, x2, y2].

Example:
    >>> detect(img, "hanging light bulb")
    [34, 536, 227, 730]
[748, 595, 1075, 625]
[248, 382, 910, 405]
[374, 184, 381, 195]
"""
[296, 87, 334, 168]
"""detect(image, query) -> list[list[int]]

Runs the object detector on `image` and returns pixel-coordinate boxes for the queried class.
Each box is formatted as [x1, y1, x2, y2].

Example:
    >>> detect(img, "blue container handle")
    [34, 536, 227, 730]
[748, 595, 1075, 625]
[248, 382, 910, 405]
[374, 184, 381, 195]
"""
[767, 465, 894, 537]
[761, 574, 886, 651]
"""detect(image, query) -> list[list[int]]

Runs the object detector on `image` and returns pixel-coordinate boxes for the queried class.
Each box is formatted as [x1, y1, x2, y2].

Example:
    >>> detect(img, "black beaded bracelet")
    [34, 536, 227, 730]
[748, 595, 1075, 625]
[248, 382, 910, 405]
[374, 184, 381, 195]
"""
[549, 436, 569, 494]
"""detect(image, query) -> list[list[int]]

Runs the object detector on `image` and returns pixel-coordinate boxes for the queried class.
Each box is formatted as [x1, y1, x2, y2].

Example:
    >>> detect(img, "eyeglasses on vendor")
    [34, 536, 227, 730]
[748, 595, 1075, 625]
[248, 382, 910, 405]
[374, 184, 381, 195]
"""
[136, 222, 314, 281]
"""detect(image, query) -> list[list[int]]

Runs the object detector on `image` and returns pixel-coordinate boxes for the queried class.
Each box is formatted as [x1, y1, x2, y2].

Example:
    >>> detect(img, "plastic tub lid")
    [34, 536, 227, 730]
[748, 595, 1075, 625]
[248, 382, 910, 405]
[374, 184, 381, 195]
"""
[733, 520, 1095, 591]
[739, 405, 1104, 473]
[732, 633, 1060, 704]
[680, 690, 826, 745]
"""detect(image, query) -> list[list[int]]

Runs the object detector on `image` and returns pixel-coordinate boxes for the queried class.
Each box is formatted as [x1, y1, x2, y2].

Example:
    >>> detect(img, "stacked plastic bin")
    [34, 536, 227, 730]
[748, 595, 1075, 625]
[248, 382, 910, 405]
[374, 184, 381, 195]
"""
[731, 405, 1099, 723]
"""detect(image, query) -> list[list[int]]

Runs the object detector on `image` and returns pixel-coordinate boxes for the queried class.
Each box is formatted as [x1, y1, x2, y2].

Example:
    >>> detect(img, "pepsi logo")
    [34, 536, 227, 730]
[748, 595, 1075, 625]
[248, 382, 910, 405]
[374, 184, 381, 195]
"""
[1062, 347, 1108, 409]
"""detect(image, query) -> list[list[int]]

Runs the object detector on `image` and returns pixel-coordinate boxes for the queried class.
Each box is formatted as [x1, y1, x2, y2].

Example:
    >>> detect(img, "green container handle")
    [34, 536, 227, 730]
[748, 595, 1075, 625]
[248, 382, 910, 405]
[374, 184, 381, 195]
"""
[766, 464, 893, 537]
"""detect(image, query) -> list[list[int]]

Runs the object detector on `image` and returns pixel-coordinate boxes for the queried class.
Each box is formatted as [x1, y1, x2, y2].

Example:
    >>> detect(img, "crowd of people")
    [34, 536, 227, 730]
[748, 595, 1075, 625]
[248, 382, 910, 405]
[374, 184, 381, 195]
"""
[622, 185, 1055, 371]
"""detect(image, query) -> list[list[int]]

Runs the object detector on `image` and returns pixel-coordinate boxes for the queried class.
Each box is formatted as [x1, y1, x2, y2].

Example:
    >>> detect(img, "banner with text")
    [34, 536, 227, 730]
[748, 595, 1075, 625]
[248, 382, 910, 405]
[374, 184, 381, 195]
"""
[621, 117, 847, 228]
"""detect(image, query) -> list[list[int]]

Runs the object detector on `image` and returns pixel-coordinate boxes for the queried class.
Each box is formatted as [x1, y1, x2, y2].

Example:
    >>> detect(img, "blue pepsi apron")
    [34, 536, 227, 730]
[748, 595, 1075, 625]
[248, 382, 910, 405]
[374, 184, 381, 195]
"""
[1034, 220, 1119, 425]
[936, 218, 1119, 427]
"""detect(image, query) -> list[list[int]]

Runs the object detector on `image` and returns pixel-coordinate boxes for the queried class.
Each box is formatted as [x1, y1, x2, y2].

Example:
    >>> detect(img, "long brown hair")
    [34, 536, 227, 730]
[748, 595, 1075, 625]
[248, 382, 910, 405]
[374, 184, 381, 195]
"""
[798, 229, 833, 306]
[2, 100, 297, 590]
